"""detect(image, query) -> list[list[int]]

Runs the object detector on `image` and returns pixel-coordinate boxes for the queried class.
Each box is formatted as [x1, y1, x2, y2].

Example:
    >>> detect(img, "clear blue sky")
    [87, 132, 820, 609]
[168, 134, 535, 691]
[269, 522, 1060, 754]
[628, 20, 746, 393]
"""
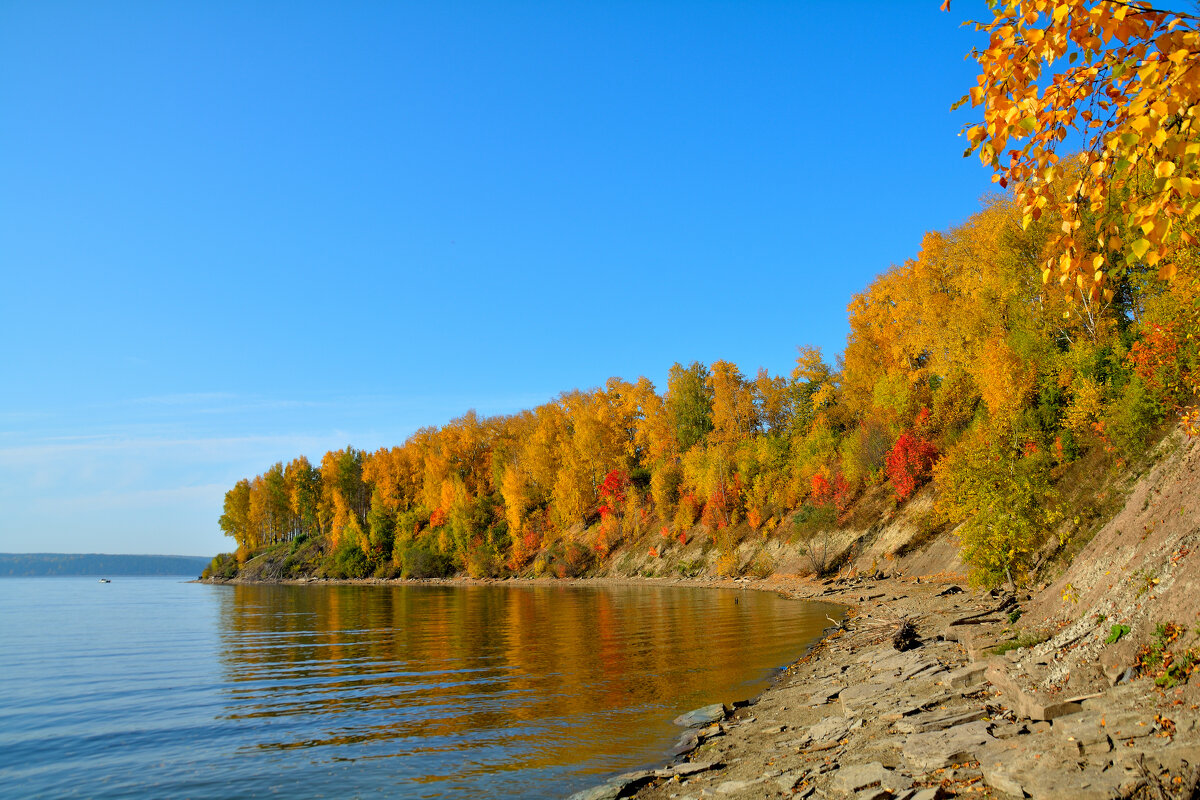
[0, 1, 996, 556]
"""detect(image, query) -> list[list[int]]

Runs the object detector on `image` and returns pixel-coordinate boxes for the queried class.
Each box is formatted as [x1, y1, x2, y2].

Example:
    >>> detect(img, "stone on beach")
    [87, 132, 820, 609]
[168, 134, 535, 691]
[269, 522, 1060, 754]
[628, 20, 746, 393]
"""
[566, 770, 656, 800]
[978, 751, 1130, 800]
[829, 761, 911, 796]
[673, 703, 727, 728]
[613, 575, 1200, 800]
[806, 714, 856, 745]
[901, 719, 994, 771]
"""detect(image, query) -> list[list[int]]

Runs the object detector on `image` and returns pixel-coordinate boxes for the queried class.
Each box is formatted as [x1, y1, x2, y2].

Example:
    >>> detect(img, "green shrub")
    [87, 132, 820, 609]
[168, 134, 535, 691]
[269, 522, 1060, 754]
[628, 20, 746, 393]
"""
[398, 542, 455, 579]
[373, 561, 402, 579]
[748, 552, 774, 579]
[466, 547, 503, 579]
[651, 461, 683, 518]
[840, 419, 891, 488]
[934, 430, 1062, 589]
[324, 536, 371, 579]
[790, 503, 837, 542]
[1104, 377, 1160, 460]
[202, 552, 239, 580]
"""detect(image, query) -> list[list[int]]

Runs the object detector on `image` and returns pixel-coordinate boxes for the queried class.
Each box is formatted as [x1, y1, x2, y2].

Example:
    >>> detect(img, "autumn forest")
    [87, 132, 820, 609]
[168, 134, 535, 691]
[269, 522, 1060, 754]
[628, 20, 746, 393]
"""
[211, 2, 1200, 588]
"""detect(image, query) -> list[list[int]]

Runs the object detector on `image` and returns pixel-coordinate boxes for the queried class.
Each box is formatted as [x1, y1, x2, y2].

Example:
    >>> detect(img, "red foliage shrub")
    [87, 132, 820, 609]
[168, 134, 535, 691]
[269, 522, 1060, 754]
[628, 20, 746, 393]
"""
[507, 526, 543, 572]
[811, 470, 854, 514]
[885, 432, 938, 502]
[700, 475, 744, 530]
[1128, 322, 1187, 405]
[833, 475, 854, 513]
[746, 508, 763, 531]
[598, 469, 631, 518]
[700, 490, 726, 529]
[594, 515, 619, 556]
[428, 507, 447, 528]
[810, 473, 831, 505]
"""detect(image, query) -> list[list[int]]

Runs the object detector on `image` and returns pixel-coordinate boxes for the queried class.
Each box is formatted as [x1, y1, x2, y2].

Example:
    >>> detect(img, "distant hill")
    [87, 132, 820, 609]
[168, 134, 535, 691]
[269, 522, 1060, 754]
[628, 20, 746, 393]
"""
[0, 553, 211, 577]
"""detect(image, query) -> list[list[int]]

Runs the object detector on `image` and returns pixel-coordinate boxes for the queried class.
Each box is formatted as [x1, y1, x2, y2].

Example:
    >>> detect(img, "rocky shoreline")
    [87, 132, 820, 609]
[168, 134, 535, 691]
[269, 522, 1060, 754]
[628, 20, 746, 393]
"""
[569, 574, 1200, 800]
[203, 562, 1200, 798]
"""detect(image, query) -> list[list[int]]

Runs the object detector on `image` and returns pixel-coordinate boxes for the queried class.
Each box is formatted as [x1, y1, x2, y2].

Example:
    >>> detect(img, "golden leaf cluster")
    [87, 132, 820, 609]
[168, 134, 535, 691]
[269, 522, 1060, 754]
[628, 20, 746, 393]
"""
[958, 0, 1200, 300]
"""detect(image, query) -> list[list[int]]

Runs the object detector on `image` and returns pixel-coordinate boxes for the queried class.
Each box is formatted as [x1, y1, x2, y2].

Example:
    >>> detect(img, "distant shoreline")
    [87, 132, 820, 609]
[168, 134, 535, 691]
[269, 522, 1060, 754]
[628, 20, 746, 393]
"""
[1, 553, 211, 578]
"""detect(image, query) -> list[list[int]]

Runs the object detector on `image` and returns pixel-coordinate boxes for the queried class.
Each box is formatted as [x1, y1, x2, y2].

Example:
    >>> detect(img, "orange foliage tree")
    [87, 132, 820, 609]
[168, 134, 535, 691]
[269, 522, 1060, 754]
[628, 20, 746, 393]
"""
[954, 0, 1200, 424]
[957, 0, 1200, 292]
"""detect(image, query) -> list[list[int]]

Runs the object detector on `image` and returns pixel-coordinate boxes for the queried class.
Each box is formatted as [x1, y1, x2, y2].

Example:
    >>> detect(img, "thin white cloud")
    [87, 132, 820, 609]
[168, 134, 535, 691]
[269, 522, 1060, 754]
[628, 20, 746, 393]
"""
[31, 483, 228, 513]
[0, 434, 330, 463]
[131, 392, 240, 405]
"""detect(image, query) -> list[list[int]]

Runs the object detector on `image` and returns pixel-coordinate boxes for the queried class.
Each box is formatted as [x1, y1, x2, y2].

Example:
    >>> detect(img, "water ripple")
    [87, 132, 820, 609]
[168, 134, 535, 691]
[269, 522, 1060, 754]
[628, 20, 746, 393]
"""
[0, 578, 839, 799]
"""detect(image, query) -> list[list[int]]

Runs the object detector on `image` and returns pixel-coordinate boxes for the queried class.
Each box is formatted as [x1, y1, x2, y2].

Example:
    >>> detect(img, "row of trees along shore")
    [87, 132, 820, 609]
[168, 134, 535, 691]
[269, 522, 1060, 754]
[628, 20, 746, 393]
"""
[213, 0, 1200, 588]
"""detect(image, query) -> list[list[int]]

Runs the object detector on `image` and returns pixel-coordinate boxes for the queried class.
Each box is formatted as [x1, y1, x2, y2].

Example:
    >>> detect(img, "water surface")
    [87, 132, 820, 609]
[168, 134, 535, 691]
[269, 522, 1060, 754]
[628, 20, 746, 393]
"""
[0, 578, 838, 798]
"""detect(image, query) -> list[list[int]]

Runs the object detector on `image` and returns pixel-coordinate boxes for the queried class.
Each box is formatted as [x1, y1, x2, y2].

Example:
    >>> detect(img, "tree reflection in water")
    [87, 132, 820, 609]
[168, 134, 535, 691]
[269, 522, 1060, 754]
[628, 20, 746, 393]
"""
[216, 584, 839, 798]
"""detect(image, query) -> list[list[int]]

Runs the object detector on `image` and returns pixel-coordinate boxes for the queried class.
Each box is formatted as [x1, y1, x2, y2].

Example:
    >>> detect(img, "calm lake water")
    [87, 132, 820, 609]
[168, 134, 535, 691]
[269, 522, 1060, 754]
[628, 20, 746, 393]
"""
[0, 577, 838, 799]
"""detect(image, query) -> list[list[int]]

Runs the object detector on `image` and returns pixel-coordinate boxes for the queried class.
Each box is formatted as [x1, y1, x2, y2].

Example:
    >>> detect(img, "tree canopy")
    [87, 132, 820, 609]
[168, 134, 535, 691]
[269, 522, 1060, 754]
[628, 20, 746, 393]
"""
[954, 0, 1200, 430]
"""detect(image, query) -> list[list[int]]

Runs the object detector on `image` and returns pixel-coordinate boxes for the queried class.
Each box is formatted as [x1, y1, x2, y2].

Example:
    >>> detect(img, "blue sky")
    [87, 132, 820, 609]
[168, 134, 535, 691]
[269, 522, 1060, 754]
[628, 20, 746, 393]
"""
[0, 1, 996, 556]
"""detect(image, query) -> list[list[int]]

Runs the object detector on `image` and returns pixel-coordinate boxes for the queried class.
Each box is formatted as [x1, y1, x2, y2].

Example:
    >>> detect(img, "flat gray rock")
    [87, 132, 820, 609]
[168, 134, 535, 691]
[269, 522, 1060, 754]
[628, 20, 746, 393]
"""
[830, 762, 897, 796]
[1101, 711, 1156, 743]
[670, 729, 700, 756]
[895, 789, 948, 800]
[565, 784, 625, 800]
[808, 715, 855, 744]
[945, 662, 988, 689]
[809, 685, 843, 706]
[902, 719, 994, 772]
[565, 770, 655, 800]
[894, 707, 987, 735]
[839, 682, 892, 715]
[980, 754, 1128, 800]
[674, 703, 727, 728]
[857, 790, 893, 800]
[774, 771, 805, 791]
[654, 760, 721, 779]
[715, 777, 764, 794]
[1054, 712, 1112, 755]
